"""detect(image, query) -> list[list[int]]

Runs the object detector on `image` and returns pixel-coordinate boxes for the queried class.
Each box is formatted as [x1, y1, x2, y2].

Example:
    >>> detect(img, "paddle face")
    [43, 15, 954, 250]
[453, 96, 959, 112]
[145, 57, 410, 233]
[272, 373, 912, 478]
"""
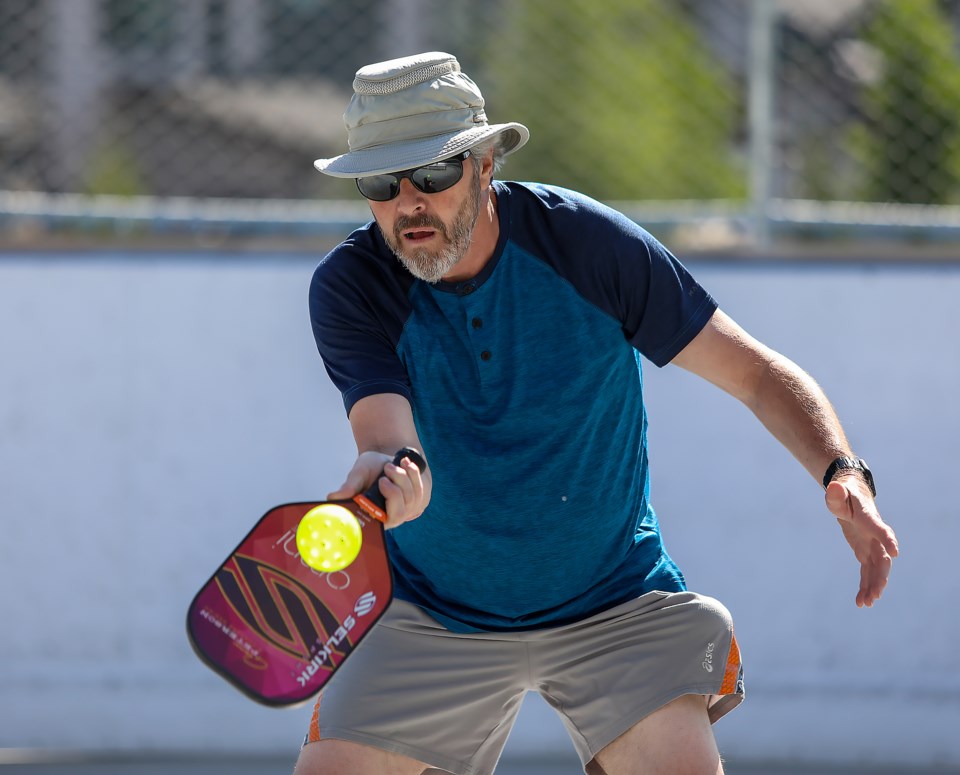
[186, 499, 392, 706]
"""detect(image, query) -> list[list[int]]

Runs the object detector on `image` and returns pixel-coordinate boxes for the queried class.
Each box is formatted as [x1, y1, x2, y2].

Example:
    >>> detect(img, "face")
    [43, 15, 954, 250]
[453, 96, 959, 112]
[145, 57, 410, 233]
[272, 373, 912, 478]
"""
[368, 155, 483, 284]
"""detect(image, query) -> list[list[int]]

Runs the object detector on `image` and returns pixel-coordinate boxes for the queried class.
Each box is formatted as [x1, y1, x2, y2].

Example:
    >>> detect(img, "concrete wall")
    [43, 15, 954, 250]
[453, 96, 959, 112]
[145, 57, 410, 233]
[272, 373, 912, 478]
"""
[0, 251, 956, 767]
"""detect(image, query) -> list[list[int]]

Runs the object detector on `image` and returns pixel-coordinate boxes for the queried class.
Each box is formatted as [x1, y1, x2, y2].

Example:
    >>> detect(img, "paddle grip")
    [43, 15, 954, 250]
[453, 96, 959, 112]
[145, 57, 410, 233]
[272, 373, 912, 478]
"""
[360, 447, 428, 512]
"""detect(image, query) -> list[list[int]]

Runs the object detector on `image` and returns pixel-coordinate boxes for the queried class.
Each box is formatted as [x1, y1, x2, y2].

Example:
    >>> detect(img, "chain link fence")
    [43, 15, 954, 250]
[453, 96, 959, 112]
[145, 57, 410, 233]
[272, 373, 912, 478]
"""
[3, 0, 960, 248]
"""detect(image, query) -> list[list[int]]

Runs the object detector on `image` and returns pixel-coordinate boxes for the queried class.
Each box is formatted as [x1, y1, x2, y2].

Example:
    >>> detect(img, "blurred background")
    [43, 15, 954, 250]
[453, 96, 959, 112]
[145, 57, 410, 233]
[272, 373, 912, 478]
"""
[1, 1, 958, 773]
[5, 0, 960, 247]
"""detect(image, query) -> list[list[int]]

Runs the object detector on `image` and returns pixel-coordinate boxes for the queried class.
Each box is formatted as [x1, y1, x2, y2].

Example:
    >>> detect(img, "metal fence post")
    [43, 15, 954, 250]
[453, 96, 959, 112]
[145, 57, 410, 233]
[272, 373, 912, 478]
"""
[749, 0, 776, 248]
[46, 0, 103, 193]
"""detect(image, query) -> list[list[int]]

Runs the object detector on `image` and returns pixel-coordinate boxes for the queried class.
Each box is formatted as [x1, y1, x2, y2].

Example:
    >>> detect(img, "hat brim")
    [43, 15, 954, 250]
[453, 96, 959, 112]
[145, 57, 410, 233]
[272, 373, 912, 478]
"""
[314, 123, 529, 178]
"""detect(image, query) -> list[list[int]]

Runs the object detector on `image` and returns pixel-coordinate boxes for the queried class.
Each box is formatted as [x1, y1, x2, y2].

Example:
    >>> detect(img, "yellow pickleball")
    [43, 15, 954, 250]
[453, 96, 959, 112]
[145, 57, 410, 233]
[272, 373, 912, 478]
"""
[295, 503, 363, 572]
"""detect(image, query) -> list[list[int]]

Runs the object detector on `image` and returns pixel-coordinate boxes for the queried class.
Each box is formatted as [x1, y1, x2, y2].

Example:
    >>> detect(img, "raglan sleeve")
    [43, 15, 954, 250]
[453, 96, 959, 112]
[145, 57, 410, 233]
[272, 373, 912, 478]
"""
[529, 185, 719, 367]
[551, 191, 717, 367]
[614, 225, 719, 366]
[308, 248, 413, 415]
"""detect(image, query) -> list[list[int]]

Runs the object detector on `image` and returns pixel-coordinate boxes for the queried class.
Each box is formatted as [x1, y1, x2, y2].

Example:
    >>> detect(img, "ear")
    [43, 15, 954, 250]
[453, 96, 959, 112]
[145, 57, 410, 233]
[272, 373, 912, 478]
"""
[477, 149, 495, 186]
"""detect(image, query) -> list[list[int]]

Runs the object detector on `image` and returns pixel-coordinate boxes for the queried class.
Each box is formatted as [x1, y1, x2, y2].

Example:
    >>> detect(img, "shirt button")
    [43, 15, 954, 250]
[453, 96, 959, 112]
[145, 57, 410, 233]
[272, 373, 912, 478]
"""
[480, 350, 492, 361]
[460, 283, 476, 296]
[472, 317, 483, 329]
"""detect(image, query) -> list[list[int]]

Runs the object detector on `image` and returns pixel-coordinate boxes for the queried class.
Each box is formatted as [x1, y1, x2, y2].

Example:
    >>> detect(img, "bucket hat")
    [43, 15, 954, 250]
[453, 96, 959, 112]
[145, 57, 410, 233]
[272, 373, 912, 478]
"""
[314, 51, 529, 178]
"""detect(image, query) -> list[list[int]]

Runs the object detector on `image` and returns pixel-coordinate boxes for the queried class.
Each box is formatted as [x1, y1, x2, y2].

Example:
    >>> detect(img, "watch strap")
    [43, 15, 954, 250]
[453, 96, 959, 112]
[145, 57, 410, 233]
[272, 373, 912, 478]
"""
[822, 456, 876, 496]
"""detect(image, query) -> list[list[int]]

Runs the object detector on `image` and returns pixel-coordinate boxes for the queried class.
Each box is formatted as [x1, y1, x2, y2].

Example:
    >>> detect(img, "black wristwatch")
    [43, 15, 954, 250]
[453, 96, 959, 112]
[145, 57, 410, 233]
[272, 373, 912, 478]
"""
[822, 456, 876, 497]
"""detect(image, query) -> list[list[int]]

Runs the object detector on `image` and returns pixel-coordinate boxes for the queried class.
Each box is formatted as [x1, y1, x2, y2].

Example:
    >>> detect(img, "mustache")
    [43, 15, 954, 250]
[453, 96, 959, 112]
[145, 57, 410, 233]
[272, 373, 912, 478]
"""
[395, 214, 447, 236]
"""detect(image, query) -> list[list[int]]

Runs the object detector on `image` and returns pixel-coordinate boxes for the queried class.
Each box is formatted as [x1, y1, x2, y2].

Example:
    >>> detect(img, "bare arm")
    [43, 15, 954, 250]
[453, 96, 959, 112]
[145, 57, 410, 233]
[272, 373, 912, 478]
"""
[671, 309, 848, 479]
[326, 392, 431, 529]
[671, 309, 899, 606]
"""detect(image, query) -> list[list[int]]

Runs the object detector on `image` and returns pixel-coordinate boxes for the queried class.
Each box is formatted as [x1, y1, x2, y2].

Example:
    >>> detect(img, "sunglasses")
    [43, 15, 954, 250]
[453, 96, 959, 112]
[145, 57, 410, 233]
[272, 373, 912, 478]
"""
[356, 151, 470, 202]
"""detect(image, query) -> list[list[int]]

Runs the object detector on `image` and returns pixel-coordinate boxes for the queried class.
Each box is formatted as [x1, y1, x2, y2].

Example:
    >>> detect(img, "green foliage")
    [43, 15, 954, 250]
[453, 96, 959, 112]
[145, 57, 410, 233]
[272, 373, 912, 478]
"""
[851, 0, 960, 203]
[485, 0, 744, 201]
[84, 141, 147, 197]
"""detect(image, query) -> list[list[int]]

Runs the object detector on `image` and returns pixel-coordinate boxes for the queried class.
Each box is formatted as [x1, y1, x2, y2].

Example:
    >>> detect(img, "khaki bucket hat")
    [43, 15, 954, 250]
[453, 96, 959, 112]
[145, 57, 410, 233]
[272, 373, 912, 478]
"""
[314, 51, 529, 178]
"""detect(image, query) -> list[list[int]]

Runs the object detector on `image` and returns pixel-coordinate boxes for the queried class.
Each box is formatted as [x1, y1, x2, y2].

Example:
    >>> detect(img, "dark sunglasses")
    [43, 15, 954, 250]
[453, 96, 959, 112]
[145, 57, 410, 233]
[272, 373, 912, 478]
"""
[356, 151, 470, 201]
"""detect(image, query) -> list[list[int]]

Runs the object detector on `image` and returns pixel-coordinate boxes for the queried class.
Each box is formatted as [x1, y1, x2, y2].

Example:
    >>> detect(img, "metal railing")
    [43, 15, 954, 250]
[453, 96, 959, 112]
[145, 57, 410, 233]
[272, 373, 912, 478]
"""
[2, 0, 960, 250]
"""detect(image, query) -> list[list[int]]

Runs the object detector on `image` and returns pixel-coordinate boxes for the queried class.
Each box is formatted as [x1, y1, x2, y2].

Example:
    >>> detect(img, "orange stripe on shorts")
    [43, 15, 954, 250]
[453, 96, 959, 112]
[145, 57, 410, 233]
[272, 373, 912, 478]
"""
[307, 693, 322, 743]
[720, 634, 742, 695]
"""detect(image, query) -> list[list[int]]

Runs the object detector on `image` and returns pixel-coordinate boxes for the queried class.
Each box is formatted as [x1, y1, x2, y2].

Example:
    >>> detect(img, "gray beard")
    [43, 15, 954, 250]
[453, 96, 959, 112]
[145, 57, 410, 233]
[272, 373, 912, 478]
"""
[382, 172, 482, 284]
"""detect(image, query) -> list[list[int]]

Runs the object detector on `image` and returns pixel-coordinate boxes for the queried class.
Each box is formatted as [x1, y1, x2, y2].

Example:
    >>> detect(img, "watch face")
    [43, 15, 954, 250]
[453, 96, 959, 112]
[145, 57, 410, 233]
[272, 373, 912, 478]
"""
[854, 458, 876, 496]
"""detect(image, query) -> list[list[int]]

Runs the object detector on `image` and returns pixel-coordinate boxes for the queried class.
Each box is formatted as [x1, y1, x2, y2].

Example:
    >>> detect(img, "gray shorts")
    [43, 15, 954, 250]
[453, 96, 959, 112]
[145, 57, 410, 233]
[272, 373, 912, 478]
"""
[303, 591, 744, 774]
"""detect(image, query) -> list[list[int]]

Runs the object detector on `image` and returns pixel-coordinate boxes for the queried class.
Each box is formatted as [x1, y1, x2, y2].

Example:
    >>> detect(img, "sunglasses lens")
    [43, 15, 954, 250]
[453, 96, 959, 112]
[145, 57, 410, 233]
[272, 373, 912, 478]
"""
[410, 161, 462, 194]
[356, 154, 466, 201]
[356, 175, 399, 202]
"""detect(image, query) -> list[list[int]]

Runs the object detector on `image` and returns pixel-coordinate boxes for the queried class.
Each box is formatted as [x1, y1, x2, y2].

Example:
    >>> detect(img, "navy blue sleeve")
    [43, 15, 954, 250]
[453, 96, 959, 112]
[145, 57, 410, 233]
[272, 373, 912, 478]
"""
[309, 226, 415, 415]
[505, 183, 718, 366]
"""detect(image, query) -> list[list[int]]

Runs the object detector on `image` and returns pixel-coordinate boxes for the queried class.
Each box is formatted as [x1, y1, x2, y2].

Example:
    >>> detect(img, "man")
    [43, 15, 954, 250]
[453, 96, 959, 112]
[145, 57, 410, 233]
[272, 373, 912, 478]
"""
[294, 52, 898, 775]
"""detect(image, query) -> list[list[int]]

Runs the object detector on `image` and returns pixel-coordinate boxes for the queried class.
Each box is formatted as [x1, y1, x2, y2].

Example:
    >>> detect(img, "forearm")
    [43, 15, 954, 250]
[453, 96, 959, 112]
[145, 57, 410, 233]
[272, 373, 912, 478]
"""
[744, 354, 852, 483]
[671, 309, 855, 486]
[349, 393, 428, 459]
[672, 308, 897, 606]
[336, 392, 431, 527]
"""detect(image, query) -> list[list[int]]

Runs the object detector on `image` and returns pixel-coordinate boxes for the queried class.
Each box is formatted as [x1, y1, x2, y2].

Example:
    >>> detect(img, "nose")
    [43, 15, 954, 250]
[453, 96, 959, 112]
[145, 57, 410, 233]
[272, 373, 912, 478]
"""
[394, 177, 425, 213]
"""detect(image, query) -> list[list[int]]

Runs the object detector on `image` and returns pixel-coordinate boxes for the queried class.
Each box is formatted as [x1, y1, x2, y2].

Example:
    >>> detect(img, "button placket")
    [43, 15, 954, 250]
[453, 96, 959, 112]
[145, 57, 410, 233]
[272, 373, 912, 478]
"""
[461, 295, 491, 372]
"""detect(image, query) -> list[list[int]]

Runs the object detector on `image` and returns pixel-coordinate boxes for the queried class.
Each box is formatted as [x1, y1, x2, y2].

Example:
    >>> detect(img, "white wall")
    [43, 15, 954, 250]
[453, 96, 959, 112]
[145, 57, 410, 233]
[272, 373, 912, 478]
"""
[0, 251, 956, 767]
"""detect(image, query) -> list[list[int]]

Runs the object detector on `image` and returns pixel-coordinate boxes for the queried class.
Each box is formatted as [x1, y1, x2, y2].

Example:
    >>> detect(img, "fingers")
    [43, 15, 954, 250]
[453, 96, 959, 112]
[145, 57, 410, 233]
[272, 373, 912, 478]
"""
[325, 451, 391, 500]
[826, 479, 899, 558]
[826, 478, 899, 607]
[857, 544, 893, 608]
[326, 451, 429, 528]
[377, 454, 426, 528]
[325, 469, 370, 501]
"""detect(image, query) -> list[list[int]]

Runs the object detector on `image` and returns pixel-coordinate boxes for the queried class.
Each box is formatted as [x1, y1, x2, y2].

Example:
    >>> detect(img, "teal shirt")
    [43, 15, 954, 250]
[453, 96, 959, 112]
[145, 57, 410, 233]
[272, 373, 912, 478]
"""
[310, 182, 717, 632]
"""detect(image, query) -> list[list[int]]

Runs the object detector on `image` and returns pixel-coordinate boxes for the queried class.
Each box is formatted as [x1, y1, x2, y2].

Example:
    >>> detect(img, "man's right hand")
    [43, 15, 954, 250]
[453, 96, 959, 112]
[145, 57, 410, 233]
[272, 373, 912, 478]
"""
[327, 449, 429, 529]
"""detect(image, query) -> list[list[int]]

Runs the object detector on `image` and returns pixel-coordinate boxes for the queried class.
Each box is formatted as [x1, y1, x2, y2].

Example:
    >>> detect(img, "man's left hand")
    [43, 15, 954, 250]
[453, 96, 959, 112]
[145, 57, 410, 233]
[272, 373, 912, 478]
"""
[825, 477, 899, 607]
